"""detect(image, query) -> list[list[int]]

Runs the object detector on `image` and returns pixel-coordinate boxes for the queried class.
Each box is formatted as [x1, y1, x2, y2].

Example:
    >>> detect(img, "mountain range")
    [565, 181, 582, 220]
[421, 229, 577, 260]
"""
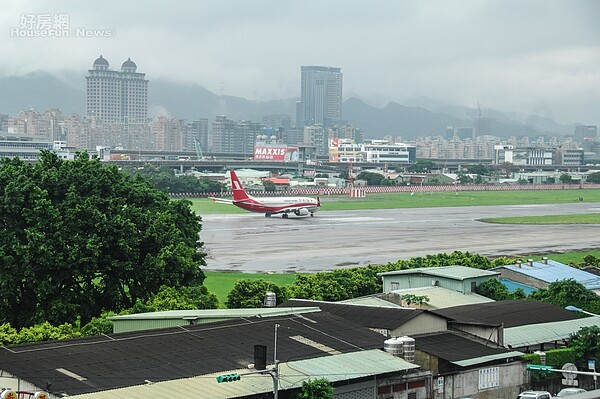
[0, 72, 574, 140]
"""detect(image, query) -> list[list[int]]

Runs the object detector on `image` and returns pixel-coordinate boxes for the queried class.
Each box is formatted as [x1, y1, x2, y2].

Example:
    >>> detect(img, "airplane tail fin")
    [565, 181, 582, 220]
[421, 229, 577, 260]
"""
[317, 196, 321, 207]
[230, 170, 251, 202]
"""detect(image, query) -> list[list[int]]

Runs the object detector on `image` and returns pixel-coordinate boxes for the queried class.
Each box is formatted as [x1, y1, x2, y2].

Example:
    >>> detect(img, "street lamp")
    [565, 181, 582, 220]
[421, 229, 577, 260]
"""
[565, 305, 600, 317]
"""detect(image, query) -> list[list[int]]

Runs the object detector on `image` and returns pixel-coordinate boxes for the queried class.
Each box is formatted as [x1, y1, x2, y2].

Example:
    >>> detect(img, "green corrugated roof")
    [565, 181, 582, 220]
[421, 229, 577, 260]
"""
[338, 296, 404, 307]
[68, 349, 420, 399]
[378, 266, 499, 280]
[504, 317, 600, 348]
[107, 307, 321, 320]
[390, 286, 494, 309]
[452, 351, 524, 367]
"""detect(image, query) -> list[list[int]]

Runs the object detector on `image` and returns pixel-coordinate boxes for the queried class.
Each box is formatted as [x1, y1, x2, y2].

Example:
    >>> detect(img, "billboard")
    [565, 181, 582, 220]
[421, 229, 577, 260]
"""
[253, 146, 299, 162]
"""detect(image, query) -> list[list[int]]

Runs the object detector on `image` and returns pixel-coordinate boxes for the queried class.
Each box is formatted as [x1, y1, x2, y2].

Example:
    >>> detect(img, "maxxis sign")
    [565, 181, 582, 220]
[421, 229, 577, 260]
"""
[253, 146, 299, 162]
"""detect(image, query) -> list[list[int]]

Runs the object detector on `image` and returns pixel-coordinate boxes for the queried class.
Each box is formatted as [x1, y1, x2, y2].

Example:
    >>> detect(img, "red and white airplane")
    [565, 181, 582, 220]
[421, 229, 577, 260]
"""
[211, 170, 321, 218]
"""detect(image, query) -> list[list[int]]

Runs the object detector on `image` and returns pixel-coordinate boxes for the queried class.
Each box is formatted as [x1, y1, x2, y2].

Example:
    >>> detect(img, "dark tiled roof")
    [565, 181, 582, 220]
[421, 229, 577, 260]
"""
[414, 331, 514, 363]
[0, 312, 386, 397]
[431, 300, 579, 328]
[280, 299, 434, 329]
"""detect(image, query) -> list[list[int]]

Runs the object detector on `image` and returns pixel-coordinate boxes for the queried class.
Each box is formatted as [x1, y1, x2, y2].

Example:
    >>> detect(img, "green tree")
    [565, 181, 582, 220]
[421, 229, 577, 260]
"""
[295, 378, 334, 399]
[466, 164, 491, 176]
[226, 279, 287, 308]
[407, 160, 435, 173]
[0, 151, 207, 328]
[356, 172, 385, 186]
[263, 180, 277, 192]
[568, 326, 600, 367]
[146, 285, 218, 311]
[528, 279, 600, 314]
[475, 279, 513, 300]
[587, 172, 600, 184]
[559, 173, 574, 184]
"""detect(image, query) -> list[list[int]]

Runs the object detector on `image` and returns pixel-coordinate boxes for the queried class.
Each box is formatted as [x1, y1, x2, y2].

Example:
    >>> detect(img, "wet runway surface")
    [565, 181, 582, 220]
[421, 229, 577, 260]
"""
[200, 202, 600, 273]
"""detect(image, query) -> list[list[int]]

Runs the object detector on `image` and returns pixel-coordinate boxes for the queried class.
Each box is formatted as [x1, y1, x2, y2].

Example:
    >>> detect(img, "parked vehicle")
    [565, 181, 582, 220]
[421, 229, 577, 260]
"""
[517, 391, 553, 399]
[556, 388, 588, 397]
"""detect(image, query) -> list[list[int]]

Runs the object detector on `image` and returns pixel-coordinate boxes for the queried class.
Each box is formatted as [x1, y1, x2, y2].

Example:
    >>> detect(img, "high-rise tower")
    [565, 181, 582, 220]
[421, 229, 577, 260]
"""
[298, 66, 342, 128]
[86, 55, 148, 123]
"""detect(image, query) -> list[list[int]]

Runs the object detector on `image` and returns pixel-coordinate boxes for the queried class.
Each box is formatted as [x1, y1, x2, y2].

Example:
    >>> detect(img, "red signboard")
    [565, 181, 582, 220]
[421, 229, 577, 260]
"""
[253, 146, 299, 162]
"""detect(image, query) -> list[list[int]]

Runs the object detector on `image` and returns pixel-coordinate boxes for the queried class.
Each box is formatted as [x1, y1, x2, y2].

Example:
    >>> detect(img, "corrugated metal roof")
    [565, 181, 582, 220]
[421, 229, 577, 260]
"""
[279, 299, 432, 329]
[432, 300, 579, 328]
[492, 260, 600, 290]
[107, 307, 321, 320]
[338, 296, 404, 307]
[390, 286, 494, 309]
[414, 331, 522, 365]
[504, 316, 600, 348]
[452, 351, 525, 367]
[378, 266, 499, 280]
[68, 350, 419, 399]
[1, 312, 388, 397]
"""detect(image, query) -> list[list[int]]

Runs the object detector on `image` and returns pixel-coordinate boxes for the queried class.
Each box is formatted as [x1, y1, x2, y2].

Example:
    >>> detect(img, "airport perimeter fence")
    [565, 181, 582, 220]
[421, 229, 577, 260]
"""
[170, 183, 600, 199]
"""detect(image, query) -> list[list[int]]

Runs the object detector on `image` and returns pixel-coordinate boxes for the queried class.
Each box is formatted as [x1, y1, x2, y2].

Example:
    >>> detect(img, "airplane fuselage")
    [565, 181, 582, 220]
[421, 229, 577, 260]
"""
[233, 196, 320, 215]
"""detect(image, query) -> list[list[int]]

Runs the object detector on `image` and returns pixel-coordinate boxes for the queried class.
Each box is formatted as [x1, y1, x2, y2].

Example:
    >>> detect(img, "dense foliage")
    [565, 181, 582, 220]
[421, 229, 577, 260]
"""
[226, 279, 287, 308]
[0, 284, 218, 345]
[227, 252, 513, 308]
[125, 164, 222, 193]
[569, 326, 600, 367]
[0, 152, 207, 328]
[295, 378, 334, 399]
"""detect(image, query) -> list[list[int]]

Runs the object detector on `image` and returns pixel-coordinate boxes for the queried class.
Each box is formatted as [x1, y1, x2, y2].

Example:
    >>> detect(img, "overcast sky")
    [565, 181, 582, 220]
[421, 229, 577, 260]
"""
[2, 0, 599, 125]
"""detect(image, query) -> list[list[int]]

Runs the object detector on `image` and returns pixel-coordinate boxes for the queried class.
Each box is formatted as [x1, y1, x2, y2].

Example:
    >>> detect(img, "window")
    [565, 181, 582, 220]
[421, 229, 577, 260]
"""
[391, 282, 399, 291]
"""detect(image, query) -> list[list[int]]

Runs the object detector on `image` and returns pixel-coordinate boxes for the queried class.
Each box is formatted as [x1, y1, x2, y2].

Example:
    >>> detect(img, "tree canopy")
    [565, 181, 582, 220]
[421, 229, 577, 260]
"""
[0, 151, 207, 328]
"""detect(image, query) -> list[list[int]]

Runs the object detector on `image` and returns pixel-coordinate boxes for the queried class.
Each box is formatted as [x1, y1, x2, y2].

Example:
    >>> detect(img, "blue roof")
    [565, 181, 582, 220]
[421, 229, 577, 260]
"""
[493, 259, 600, 290]
[500, 279, 537, 295]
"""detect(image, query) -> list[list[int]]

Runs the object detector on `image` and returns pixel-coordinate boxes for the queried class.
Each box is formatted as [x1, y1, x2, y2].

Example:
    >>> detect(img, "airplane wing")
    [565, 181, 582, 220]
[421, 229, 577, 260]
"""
[209, 196, 234, 204]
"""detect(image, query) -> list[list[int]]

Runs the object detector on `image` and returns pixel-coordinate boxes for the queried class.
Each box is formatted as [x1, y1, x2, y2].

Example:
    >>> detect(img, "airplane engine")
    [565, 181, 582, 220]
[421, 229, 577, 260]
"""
[294, 208, 309, 216]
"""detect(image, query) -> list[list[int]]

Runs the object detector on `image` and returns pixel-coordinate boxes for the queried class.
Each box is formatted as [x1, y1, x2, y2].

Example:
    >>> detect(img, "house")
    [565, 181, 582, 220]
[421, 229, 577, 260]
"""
[491, 258, 600, 294]
[378, 286, 494, 310]
[378, 265, 500, 294]
[412, 331, 525, 399]
[432, 300, 590, 352]
[279, 299, 450, 337]
[0, 312, 431, 399]
[279, 299, 526, 399]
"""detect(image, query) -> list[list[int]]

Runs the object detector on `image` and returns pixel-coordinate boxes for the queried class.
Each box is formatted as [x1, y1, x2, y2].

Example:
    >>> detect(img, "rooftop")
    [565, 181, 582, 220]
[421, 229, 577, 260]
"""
[378, 265, 499, 280]
[432, 300, 579, 328]
[68, 349, 420, 399]
[492, 259, 600, 290]
[279, 299, 443, 330]
[389, 286, 494, 309]
[0, 312, 387, 397]
[504, 316, 600, 348]
[414, 331, 523, 367]
[107, 307, 321, 320]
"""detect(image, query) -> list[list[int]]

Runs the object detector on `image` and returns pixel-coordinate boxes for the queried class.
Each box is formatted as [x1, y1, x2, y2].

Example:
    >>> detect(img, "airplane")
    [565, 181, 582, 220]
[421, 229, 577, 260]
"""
[210, 170, 321, 218]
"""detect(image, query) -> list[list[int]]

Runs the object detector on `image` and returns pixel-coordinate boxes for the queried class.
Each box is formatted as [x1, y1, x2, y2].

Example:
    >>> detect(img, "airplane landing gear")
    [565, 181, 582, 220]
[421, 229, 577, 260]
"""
[310, 213, 314, 217]
[282, 213, 289, 219]
[265, 213, 271, 217]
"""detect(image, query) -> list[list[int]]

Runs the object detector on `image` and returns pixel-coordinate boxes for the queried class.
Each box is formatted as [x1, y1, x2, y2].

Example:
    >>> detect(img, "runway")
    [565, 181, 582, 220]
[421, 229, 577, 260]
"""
[200, 202, 600, 273]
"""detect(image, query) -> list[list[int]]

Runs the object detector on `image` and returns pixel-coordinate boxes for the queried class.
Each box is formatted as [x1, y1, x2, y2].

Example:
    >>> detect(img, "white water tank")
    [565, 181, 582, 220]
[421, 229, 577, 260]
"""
[263, 291, 276, 307]
[384, 337, 404, 356]
[399, 336, 415, 363]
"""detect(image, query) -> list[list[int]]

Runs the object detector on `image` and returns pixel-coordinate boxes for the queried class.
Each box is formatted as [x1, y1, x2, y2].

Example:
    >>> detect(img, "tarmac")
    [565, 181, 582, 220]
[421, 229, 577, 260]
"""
[200, 202, 600, 273]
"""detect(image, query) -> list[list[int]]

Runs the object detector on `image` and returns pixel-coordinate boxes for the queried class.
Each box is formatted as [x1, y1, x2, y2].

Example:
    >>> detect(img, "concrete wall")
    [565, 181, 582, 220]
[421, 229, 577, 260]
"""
[391, 313, 448, 337]
[432, 362, 526, 399]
